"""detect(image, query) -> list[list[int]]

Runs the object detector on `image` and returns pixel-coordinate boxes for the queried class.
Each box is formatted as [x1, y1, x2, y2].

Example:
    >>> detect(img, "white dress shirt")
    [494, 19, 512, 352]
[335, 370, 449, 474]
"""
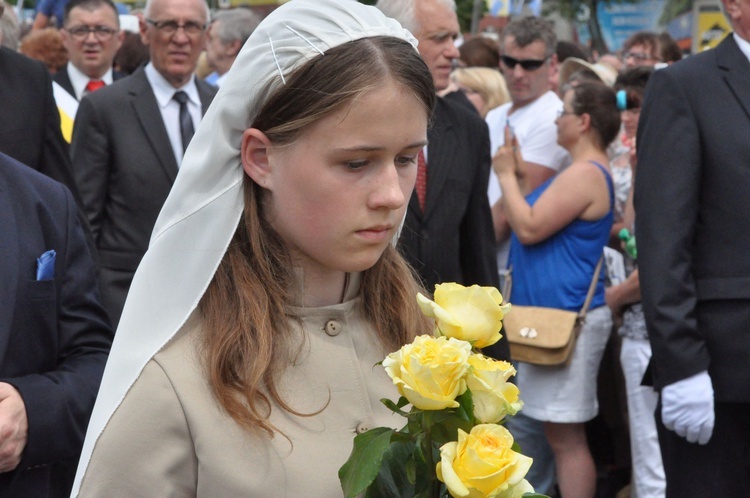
[67, 63, 114, 101]
[144, 62, 203, 166]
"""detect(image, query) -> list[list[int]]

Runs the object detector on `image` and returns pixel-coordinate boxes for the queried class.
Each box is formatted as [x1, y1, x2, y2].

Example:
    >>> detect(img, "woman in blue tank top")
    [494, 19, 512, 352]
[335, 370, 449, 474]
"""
[493, 82, 620, 498]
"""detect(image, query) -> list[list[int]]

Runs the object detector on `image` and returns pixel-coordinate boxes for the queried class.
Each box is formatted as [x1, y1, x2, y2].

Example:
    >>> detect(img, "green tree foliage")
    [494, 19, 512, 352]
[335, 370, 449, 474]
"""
[660, 0, 692, 25]
[550, 0, 637, 54]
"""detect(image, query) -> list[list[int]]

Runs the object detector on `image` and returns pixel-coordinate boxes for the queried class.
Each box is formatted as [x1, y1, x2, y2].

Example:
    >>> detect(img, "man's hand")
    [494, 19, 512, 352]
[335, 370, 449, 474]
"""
[661, 371, 714, 445]
[0, 382, 28, 473]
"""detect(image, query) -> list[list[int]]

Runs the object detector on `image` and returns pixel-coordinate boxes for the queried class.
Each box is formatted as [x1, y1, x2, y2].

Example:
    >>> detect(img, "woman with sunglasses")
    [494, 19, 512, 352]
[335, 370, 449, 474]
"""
[494, 82, 621, 497]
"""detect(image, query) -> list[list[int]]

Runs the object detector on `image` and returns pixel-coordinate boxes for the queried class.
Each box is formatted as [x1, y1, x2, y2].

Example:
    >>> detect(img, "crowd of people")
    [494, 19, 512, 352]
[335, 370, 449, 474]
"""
[0, 0, 748, 496]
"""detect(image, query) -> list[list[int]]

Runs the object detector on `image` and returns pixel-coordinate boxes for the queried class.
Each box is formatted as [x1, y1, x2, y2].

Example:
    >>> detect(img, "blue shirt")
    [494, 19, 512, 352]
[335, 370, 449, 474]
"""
[508, 161, 613, 311]
[36, 0, 69, 27]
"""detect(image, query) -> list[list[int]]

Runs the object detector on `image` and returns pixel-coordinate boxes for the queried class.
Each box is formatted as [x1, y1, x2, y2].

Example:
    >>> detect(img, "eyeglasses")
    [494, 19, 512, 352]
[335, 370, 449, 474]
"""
[66, 25, 118, 41]
[500, 55, 548, 71]
[146, 19, 206, 36]
[622, 51, 658, 62]
[556, 109, 576, 118]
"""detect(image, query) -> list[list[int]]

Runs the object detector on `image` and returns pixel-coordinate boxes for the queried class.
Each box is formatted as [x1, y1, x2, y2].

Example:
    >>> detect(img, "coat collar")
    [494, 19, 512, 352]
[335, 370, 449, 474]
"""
[716, 34, 750, 122]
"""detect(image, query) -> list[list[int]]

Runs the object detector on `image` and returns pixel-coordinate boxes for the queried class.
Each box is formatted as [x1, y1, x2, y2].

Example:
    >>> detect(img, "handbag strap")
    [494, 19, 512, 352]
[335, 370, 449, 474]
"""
[578, 254, 604, 320]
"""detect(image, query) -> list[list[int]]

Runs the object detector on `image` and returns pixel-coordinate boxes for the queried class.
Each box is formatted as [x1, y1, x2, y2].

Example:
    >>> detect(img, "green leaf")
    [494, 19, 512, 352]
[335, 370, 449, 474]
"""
[381, 398, 410, 417]
[339, 427, 394, 498]
[456, 389, 475, 424]
[390, 431, 413, 444]
[522, 493, 551, 498]
[365, 439, 416, 498]
[406, 457, 416, 485]
[430, 412, 473, 447]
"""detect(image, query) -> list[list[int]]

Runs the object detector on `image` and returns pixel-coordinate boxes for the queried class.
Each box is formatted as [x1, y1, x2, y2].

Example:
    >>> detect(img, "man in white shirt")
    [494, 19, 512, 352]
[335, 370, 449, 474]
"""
[70, 0, 217, 328]
[635, 0, 750, 494]
[485, 16, 570, 269]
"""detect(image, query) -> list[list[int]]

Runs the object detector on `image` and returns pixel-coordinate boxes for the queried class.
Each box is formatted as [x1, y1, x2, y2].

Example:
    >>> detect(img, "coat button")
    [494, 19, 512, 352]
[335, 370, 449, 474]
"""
[356, 422, 370, 434]
[324, 319, 342, 336]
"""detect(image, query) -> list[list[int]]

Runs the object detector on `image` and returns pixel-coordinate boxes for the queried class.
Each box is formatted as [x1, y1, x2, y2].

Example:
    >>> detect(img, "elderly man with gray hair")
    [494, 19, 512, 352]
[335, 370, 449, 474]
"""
[204, 8, 260, 87]
[376, 0, 505, 330]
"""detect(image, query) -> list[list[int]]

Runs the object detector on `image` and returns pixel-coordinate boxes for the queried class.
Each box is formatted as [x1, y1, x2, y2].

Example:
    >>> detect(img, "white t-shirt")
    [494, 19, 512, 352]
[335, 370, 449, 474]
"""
[486, 90, 571, 205]
[485, 90, 572, 268]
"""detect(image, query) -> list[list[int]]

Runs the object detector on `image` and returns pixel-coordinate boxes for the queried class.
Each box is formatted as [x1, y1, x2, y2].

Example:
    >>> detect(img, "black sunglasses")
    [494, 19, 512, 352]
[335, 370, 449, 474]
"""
[501, 55, 548, 71]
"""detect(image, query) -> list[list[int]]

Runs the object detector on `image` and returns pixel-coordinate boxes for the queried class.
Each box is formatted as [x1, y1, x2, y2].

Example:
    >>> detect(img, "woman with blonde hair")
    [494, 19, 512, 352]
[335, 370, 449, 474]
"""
[450, 66, 510, 118]
[71, 1, 436, 495]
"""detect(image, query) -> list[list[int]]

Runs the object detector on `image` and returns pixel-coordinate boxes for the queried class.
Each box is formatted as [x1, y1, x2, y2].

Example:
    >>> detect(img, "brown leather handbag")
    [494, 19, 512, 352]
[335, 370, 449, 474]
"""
[502, 257, 603, 367]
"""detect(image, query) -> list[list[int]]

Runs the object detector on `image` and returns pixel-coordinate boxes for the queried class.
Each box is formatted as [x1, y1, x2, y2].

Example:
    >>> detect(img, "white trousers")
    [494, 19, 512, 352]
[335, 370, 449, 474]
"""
[620, 337, 665, 498]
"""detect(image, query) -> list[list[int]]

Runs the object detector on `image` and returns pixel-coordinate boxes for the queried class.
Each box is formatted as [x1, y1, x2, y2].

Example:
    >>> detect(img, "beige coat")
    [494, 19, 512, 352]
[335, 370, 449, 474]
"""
[78, 283, 402, 496]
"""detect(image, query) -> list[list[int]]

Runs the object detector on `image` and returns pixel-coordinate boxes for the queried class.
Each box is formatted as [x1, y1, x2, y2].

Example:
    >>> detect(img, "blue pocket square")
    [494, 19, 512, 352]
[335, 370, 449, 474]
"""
[36, 250, 56, 281]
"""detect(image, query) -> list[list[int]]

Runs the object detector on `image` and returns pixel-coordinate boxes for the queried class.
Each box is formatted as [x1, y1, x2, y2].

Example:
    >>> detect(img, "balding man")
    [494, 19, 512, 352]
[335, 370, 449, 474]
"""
[71, 0, 217, 327]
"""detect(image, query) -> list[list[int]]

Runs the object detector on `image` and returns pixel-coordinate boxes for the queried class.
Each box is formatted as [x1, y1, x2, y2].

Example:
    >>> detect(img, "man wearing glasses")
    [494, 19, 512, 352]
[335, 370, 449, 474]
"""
[71, 0, 216, 328]
[620, 31, 663, 69]
[56, 0, 124, 102]
[486, 16, 571, 268]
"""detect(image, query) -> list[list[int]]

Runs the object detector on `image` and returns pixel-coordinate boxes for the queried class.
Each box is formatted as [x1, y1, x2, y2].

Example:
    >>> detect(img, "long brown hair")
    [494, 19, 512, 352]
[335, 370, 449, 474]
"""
[199, 36, 436, 437]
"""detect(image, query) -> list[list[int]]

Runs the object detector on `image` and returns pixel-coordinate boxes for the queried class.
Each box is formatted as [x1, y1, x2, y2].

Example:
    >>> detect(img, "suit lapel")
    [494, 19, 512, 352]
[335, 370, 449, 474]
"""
[129, 70, 179, 183]
[53, 66, 76, 100]
[423, 99, 454, 220]
[0, 169, 19, 362]
[717, 35, 750, 122]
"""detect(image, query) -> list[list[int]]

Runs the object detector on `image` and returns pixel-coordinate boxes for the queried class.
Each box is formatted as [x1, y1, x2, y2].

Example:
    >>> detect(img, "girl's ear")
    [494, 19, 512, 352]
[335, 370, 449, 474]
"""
[241, 128, 273, 190]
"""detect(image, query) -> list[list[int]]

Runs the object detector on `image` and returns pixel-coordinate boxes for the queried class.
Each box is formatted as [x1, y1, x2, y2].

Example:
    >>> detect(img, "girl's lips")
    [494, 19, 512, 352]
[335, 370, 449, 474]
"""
[356, 226, 393, 242]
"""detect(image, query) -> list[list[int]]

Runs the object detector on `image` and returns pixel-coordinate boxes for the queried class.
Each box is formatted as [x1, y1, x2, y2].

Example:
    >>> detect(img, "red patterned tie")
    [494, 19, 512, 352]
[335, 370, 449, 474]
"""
[85, 80, 105, 93]
[416, 149, 427, 212]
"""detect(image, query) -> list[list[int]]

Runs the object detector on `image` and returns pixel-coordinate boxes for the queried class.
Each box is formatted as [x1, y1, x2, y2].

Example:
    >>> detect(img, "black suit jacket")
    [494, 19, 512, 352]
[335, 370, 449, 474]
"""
[52, 64, 126, 100]
[398, 97, 509, 360]
[0, 153, 112, 497]
[635, 35, 750, 401]
[0, 48, 82, 204]
[70, 67, 217, 326]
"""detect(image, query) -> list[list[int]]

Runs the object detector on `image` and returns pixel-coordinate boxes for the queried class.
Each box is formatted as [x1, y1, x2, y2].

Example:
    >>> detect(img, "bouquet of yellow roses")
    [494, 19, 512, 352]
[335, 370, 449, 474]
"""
[339, 283, 547, 498]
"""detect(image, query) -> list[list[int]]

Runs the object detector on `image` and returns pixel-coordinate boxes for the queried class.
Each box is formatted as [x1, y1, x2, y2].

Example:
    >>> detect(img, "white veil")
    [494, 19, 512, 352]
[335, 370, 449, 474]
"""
[71, 0, 417, 493]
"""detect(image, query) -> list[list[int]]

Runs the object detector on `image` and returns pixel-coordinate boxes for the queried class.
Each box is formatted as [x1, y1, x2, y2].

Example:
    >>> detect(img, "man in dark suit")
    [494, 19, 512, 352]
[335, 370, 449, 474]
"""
[0, 1, 96, 257]
[635, 0, 750, 494]
[0, 3, 79, 202]
[0, 151, 112, 497]
[375, 0, 503, 347]
[71, 0, 216, 327]
[56, 0, 124, 101]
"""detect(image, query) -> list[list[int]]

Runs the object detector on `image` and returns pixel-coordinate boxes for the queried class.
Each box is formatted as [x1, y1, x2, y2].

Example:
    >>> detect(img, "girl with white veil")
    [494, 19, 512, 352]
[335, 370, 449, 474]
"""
[71, 0, 436, 495]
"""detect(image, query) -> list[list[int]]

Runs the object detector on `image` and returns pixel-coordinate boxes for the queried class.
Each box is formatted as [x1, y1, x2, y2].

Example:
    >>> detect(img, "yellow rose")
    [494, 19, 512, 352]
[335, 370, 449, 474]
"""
[417, 283, 511, 349]
[466, 355, 523, 424]
[436, 424, 534, 498]
[382, 335, 471, 410]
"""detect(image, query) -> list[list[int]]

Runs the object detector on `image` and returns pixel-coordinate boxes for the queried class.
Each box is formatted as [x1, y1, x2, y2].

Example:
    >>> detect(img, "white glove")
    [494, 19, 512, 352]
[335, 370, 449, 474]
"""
[661, 370, 714, 445]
